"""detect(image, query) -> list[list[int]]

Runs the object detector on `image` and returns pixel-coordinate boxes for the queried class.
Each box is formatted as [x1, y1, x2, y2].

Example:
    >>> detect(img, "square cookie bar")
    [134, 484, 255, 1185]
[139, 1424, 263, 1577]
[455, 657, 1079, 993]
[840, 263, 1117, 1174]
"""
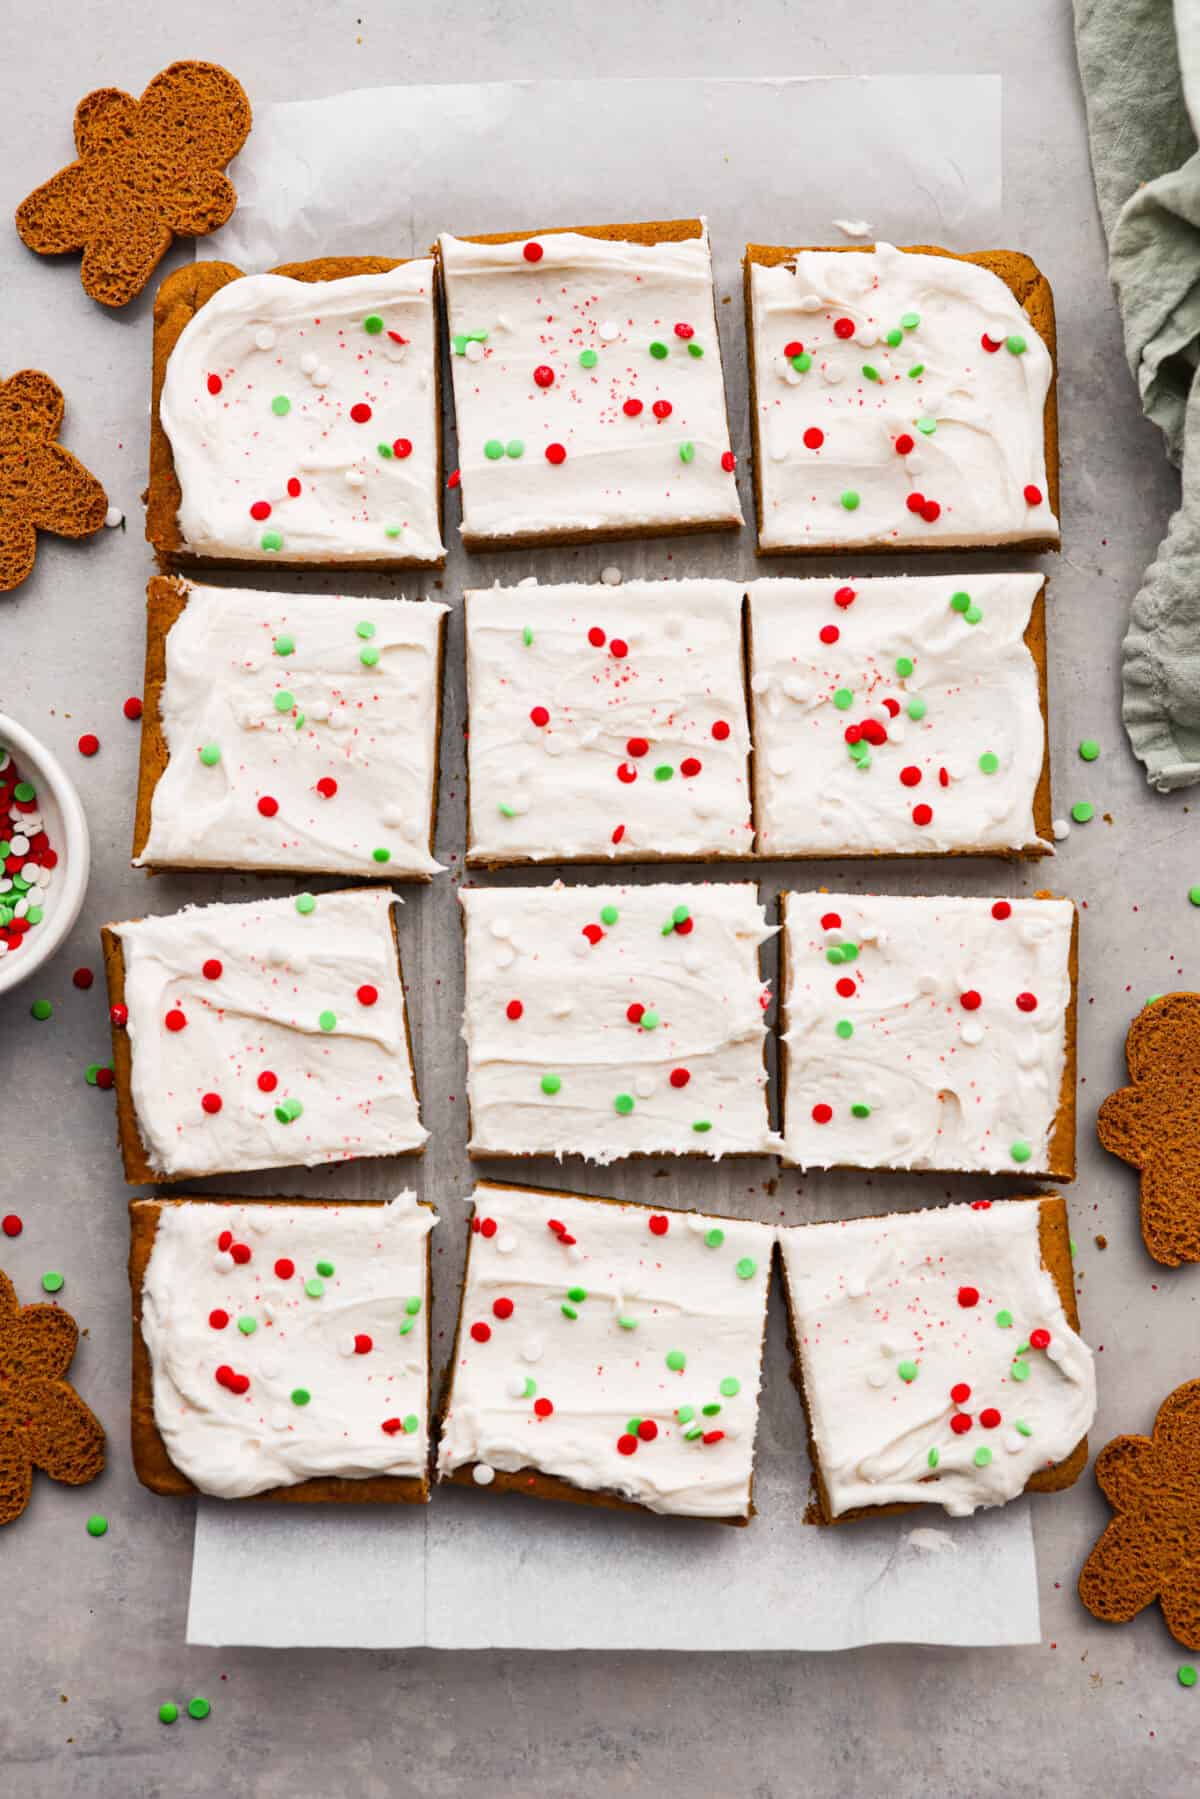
[130, 1194, 435, 1501]
[103, 887, 427, 1183]
[460, 881, 777, 1161]
[779, 891, 1076, 1176]
[748, 573, 1051, 857]
[465, 579, 752, 865]
[147, 257, 444, 569]
[745, 242, 1059, 553]
[439, 222, 741, 549]
[778, 1196, 1095, 1521]
[132, 578, 446, 879]
[438, 1182, 774, 1521]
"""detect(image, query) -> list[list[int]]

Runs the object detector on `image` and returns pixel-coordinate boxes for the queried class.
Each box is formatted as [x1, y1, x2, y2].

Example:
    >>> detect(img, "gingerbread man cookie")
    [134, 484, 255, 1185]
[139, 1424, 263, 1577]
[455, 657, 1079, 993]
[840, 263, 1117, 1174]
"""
[1078, 1380, 1200, 1652]
[0, 370, 108, 593]
[1097, 992, 1200, 1266]
[15, 60, 251, 308]
[0, 1270, 105, 1525]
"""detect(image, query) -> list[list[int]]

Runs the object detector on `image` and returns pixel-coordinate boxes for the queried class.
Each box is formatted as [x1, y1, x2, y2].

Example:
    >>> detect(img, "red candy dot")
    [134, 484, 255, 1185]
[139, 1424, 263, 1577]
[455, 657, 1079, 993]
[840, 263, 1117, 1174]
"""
[669, 1068, 690, 1088]
[652, 400, 673, 420]
[617, 1433, 638, 1456]
[348, 1334, 372, 1358]
[123, 696, 143, 721]
[626, 737, 649, 758]
[957, 1286, 979, 1308]
[812, 1103, 833, 1124]
[357, 984, 379, 1007]
[73, 967, 93, 990]
[981, 333, 1003, 353]
[833, 317, 855, 339]
[447, 469, 461, 488]
[274, 1258, 294, 1279]
[206, 373, 222, 395]
[821, 913, 842, 931]
[611, 825, 625, 844]
[201, 1093, 222, 1114]
[588, 626, 606, 647]
[582, 923, 604, 945]
[834, 586, 857, 609]
[258, 1071, 278, 1092]
[610, 638, 628, 658]
[381, 1418, 403, 1435]
[217, 1230, 233, 1252]
[784, 341, 804, 358]
[648, 1214, 669, 1237]
[702, 1430, 724, 1446]
[350, 402, 372, 423]
[819, 624, 840, 645]
[906, 492, 927, 514]
[533, 365, 555, 388]
[202, 959, 223, 981]
[617, 763, 638, 784]
[721, 450, 736, 472]
[470, 1322, 491, 1344]
[938, 767, 950, 787]
[674, 322, 694, 339]
[836, 977, 856, 998]
[912, 804, 933, 826]
[627, 1003, 645, 1024]
[680, 757, 701, 778]
[960, 991, 982, 1011]
[1016, 992, 1038, 1012]
[492, 1298, 514, 1320]
[209, 1310, 228, 1330]
[803, 427, 824, 450]
[534, 1397, 554, 1418]
[523, 241, 543, 262]
[2, 1215, 22, 1238]
[96, 1068, 115, 1091]
[480, 1218, 497, 1239]
[712, 719, 731, 741]
[980, 1408, 1001, 1429]
[110, 1005, 128, 1027]
[506, 999, 524, 1021]
[530, 705, 550, 727]
[77, 733, 99, 758]
[951, 1382, 971, 1404]
[920, 500, 941, 523]
[287, 476, 303, 496]
[992, 901, 1012, 920]
[623, 398, 644, 417]
[1024, 484, 1043, 506]
[545, 443, 567, 464]
[895, 434, 915, 455]
[674, 917, 694, 935]
[899, 766, 922, 788]
[165, 1009, 187, 1032]
[250, 500, 272, 521]
[257, 796, 278, 817]
[1030, 1328, 1051, 1350]
[316, 777, 338, 799]
[638, 1419, 658, 1441]
[950, 1412, 973, 1435]
[231, 1243, 251, 1265]
[861, 719, 887, 746]
[392, 440, 412, 460]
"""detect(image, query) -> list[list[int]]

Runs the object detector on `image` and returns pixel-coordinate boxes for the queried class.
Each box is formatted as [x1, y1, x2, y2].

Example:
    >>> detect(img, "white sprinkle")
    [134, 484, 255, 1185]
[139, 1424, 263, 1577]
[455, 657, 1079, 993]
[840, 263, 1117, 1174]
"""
[598, 320, 620, 341]
[493, 944, 515, 970]
[345, 469, 365, 488]
[9, 834, 29, 856]
[769, 442, 789, 460]
[254, 327, 276, 351]
[845, 1276, 867, 1299]
[821, 364, 845, 386]
[682, 947, 703, 974]
[749, 671, 771, 695]
[464, 340, 484, 363]
[798, 294, 824, 312]
[299, 351, 318, 374]
[473, 1463, 496, 1486]
[337, 1334, 357, 1359]
[213, 1251, 235, 1274]
[768, 752, 792, 779]
[520, 1337, 543, 1364]
[270, 1408, 291, 1431]
[496, 1232, 517, 1255]
[833, 218, 872, 239]
[571, 937, 589, 958]
[663, 614, 684, 638]
[312, 365, 330, 387]
[782, 677, 811, 704]
[960, 1021, 984, 1046]
[550, 998, 572, 1018]
[1052, 817, 1071, 841]
[600, 566, 622, 586]
[507, 1374, 530, 1399]
[308, 700, 330, 723]
[1003, 1431, 1024, 1454]
[104, 505, 123, 529]
[867, 1369, 888, 1388]
[259, 1356, 281, 1379]
[855, 325, 878, 348]
[915, 972, 940, 995]
[634, 1074, 656, 1099]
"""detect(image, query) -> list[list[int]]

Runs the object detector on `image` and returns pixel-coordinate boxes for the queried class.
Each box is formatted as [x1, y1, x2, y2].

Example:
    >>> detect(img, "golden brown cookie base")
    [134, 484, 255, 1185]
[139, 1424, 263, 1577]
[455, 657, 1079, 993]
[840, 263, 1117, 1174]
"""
[128, 1197, 431, 1502]
[132, 576, 443, 881]
[778, 1193, 1088, 1526]
[743, 243, 1061, 556]
[146, 257, 445, 572]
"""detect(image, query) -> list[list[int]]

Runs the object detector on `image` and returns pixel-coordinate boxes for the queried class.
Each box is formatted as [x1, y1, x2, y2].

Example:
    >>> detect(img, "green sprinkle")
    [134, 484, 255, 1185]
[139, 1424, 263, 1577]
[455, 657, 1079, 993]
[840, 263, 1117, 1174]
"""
[835, 1019, 854, 1039]
[692, 1120, 713, 1134]
[273, 633, 295, 656]
[86, 1514, 108, 1537]
[897, 1360, 919, 1383]
[85, 1064, 102, 1086]
[1079, 738, 1100, 762]
[895, 655, 914, 678]
[315, 1260, 334, 1278]
[41, 1271, 64, 1293]
[13, 782, 35, 803]
[964, 604, 984, 625]
[907, 363, 925, 378]
[273, 690, 294, 713]
[501, 440, 523, 460]
[840, 490, 861, 511]
[579, 349, 598, 368]
[901, 311, 920, 330]
[467, 330, 488, 344]
[1189, 887, 1200, 907]
[1178, 1665, 1197, 1688]
[850, 1102, 872, 1118]
[996, 1309, 1014, 1329]
[679, 441, 696, 464]
[974, 1446, 993, 1468]
[705, 1227, 725, 1248]
[719, 1377, 741, 1397]
[833, 687, 854, 710]
[360, 645, 381, 669]
[236, 1316, 257, 1336]
[665, 1350, 686, 1372]
[616, 1315, 638, 1331]
[950, 591, 971, 613]
[199, 742, 221, 766]
[1006, 335, 1027, 355]
[363, 314, 384, 334]
[687, 341, 704, 359]
[826, 945, 846, 965]
[452, 335, 468, 355]
[403, 1414, 419, 1435]
[654, 764, 674, 782]
[1015, 1420, 1033, 1437]
[384, 525, 403, 538]
[318, 1010, 337, 1033]
[372, 847, 391, 865]
[639, 1010, 659, 1031]
[261, 530, 283, 552]
[484, 439, 505, 460]
[291, 1388, 311, 1407]
[614, 1093, 635, 1115]
[600, 904, 619, 925]
[626, 1418, 642, 1436]
[792, 351, 813, 372]
[158, 1703, 179, 1725]
[540, 1073, 561, 1095]
[295, 892, 316, 914]
[684, 1423, 703, 1441]
[862, 364, 880, 383]
[735, 1257, 757, 1280]
[271, 395, 291, 416]
[1011, 1358, 1031, 1382]
[927, 1446, 939, 1469]
[377, 441, 394, 459]
[187, 1698, 211, 1722]
[304, 1277, 324, 1298]
[916, 415, 937, 435]
[672, 905, 690, 925]
[522, 625, 533, 646]
[30, 999, 52, 1022]
[649, 341, 669, 360]
[498, 803, 516, 818]
[841, 943, 860, 963]
[907, 697, 927, 721]
[885, 328, 903, 348]
[275, 1098, 303, 1123]
[979, 751, 1000, 775]
[677, 1404, 696, 1424]
[404, 1296, 422, 1317]
[1072, 801, 1095, 823]
[561, 1302, 578, 1321]
[701, 1402, 721, 1417]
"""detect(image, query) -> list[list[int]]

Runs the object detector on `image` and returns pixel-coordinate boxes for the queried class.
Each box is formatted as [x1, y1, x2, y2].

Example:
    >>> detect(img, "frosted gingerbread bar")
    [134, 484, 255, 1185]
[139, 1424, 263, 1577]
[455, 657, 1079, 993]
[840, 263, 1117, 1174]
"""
[744, 242, 1059, 554]
[748, 572, 1052, 858]
[132, 578, 446, 880]
[147, 257, 444, 570]
[130, 1194, 436, 1502]
[438, 221, 742, 550]
[103, 888, 427, 1183]
[778, 1196, 1095, 1522]
[465, 579, 753, 865]
[779, 890, 1077, 1176]
[438, 1182, 775, 1522]
[459, 880, 778, 1162]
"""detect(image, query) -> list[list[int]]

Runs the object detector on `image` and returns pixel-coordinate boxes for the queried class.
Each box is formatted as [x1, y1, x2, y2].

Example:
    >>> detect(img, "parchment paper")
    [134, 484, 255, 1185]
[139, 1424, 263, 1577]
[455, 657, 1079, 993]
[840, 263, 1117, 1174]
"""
[185, 73, 1040, 1653]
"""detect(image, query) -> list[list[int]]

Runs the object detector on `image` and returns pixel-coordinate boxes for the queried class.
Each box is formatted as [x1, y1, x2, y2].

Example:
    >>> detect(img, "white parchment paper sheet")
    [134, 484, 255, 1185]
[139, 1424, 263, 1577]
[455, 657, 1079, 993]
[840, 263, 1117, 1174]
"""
[185, 73, 1038, 1652]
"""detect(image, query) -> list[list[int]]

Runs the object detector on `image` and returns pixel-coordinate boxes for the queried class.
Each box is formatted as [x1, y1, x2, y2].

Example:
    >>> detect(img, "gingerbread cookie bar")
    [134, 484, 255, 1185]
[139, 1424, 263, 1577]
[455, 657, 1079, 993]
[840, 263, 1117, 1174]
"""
[133, 577, 446, 880]
[438, 222, 742, 550]
[465, 579, 752, 865]
[103, 887, 427, 1183]
[779, 891, 1077, 1176]
[778, 1196, 1094, 1522]
[130, 1194, 435, 1502]
[460, 881, 778, 1162]
[147, 257, 444, 570]
[745, 242, 1059, 554]
[438, 1182, 774, 1522]
[748, 573, 1052, 858]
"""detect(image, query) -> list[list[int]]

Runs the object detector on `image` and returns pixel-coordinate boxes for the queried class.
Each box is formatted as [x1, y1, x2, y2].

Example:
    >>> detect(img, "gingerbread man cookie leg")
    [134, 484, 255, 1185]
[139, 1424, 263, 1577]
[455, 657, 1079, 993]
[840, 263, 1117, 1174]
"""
[1096, 993, 1200, 1266]
[0, 371, 108, 592]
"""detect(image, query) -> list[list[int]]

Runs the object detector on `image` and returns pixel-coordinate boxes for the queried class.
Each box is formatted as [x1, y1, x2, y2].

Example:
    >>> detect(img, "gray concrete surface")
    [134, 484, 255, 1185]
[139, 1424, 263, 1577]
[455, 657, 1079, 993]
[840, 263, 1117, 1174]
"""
[1, 1, 1198, 1794]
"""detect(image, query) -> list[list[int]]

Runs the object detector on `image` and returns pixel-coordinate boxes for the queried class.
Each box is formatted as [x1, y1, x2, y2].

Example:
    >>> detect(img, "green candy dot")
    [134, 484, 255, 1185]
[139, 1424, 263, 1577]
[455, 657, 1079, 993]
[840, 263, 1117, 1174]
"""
[835, 1019, 853, 1040]
[907, 697, 927, 721]
[236, 1316, 257, 1336]
[705, 1227, 725, 1248]
[792, 351, 812, 372]
[833, 687, 854, 710]
[1006, 335, 1027, 355]
[541, 1073, 561, 1095]
[851, 1102, 871, 1118]
[522, 625, 533, 646]
[360, 646, 380, 667]
[1010, 1139, 1032, 1165]
[316, 1260, 334, 1277]
[692, 1119, 713, 1134]
[826, 946, 845, 965]
[1015, 1419, 1033, 1437]
[840, 490, 861, 511]
[403, 1414, 419, 1435]
[1072, 801, 1095, 823]
[1011, 1358, 1031, 1382]
[885, 328, 903, 348]
[1189, 887, 1200, 907]
[649, 341, 668, 359]
[484, 439, 505, 460]
[626, 1417, 642, 1436]
[273, 633, 295, 656]
[318, 1010, 337, 1033]
[85, 1064, 101, 1086]
[679, 441, 696, 464]
[1178, 1665, 1197, 1688]
[404, 1296, 422, 1317]
[665, 1350, 686, 1372]
[979, 751, 1000, 775]
[614, 1093, 635, 1115]
[901, 311, 920, 330]
[687, 341, 704, 358]
[973, 1446, 993, 1468]
[41, 1272, 63, 1293]
[199, 742, 221, 766]
[187, 1698, 211, 1721]
[354, 620, 376, 642]
[895, 655, 914, 678]
[86, 1514, 108, 1537]
[158, 1703, 179, 1725]
[452, 335, 468, 355]
[275, 1097, 303, 1123]
[996, 1309, 1014, 1329]
[13, 782, 35, 803]
[377, 442, 394, 459]
[363, 314, 384, 334]
[579, 349, 598, 369]
[677, 1404, 695, 1424]
[560, 1302, 578, 1321]
[384, 525, 403, 538]
[862, 364, 880, 383]
[650, 763, 673, 783]
[271, 395, 291, 416]
[1079, 739, 1100, 762]
[841, 943, 859, 963]
[672, 905, 690, 925]
[916, 415, 937, 435]
[600, 904, 619, 925]
[639, 1010, 659, 1031]
[30, 999, 52, 1021]
[907, 363, 925, 378]
[950, 591, 971, 613]
[273, 690, 294, 713]
[719, 1376, 741, 1397]
[499, 439, 522, 461]
[927, 1447, 939, 1469]
[372, 847, 391, 865]
[616, 1315, 638, 1331]
[897, 1361, 919, 1383]
[304, 1277, 324, 1298]
[964, 604, 984, 625]
[735, 1257, 757, 1280]
[291, 1388, 311, 1407]
[295, 892, 316, 914]
[701, 1402, 721, 1417]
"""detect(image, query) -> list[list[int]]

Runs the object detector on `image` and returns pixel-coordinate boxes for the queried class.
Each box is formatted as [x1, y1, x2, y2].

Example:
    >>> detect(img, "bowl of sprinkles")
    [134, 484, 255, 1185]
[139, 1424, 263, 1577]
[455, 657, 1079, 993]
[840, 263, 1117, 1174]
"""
[0, 714, 90, 997]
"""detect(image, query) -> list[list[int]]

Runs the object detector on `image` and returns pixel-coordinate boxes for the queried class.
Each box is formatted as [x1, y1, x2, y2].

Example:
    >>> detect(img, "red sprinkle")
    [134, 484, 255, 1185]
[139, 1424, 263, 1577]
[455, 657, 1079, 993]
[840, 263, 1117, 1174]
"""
[287, 476, 303, 495]
[610, 638, 628, 658]
[96, 1068, 114, 1090]
[258, 1071, 278, 1092]
[617, 1433, 638, 1456]
[545, 442, 567, 465]
[861, 719, 887, 746]
[274, 1258, 294, 1280]
[720, 450, 736, 472]
[357, 984, 378, 1007]
[674, 322, 694, 339]
[447, 470, 461, 489]
[836, 977, 856, 998]
[623, 398, 644, 417]
[249, 500, 271, 521]
[702, 1430, 724, 1446]
[626, 737, 649, 758]
[906, 492, 927, 515]
[1016, 992, 1038, 1012]
[834, 586, 857, 609]
[912, 803, 933, 826]
[257, 794, 279, 818]
[230, 1243, 251, 1266]
[492, 1297, 514, 1320]
[957, 1286, 979, 1308]
[588, 626, 606, 647]
[820, 912, 842, 930]
[469, 1322, 491, 1344]
[533, 365, 555, 388]
[530, 705, 550, 727]
[812, 1103, 833, 1124]
[981, 333, 1003, 353]
[2, 1215, 22, 1238]
[392, 439, 412, 459]
[1024, 484, 1043, 506]
[506, 999, 524, 1021]
[381, 1418, 403, 1435]
[819, 624, 840, 645]
[899, 766, 921, 788]
[480, 1218, 497, 1239]
[611, 825, 625, 844]
[533, 1397, 554, 1418]
[950, 1412, 973, 1435]
[582, 923, 604, 946]
[206, 373, 222, 395]
[648, 1214, 669, 1237]
[951, 1382, 972, 1404]
[980, 1408, 1001, 1429]
[1030, 1328, 1051, 1350]
[209, 1310, 228, 1330]
[110, 1005, 128, 1028]
[669, 1068, 690, 1088]
[712, 719, 731, 741]
[680, 756, 701, 778]
[638, 1419, 658, 1441]
[77, 733, 99, 758]
[627, 1003, 645, 1024]
[164, 1009, 187, 1032]
[784, 341, 804, 358]
[350, 402, 372, 423]
[920, 500, 941, 523]
[992, 901, 1012, 921]
[218, 1230, 233, 1253]
[803, 427, 824, 450]
[72, 967, 94, 990]
[201, 1093, 222, 1114]
[960, 991, 982, 1012]
[652, 400, 673, 420]
[202, 959, 222, 981]
[123, 697, 143, 721]
[523, 241, 543, 262]
[833, 317, 855, 339]
[617, 762, 638, 784]
[895, 434, 915, 455]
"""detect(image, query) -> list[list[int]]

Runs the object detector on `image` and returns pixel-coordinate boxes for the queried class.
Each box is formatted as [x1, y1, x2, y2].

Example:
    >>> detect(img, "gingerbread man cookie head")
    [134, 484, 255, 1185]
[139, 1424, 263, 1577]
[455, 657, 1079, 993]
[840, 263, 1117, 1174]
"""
[15, 61, 251, 309]
[0, 370, 108, 592]
[1097, 992, 1200, 1266]
[0, 1269, 105, 1525]
[1078, 1380, 1200, 1651]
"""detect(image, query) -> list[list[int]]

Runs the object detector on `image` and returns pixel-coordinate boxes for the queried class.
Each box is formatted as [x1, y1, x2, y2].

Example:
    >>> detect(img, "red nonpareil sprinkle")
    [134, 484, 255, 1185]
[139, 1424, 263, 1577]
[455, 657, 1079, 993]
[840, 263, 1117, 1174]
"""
[834, 586, 857, 609]
[202, 959, 222, 981]
[721, 450, 736, 472]
[623, 398, 644, 417]
[648, 1214, 669, 1237]
[702, 1430, 724, 1446]
[123, 696, 143, 721]
[616, 1433, 638, 1456]
[110, 1005, 128, 1028]
[991, 900, 1012, 920]
[545, 442, 567, 465]
[784, 340, 804, 358]
[1024, 484, 1043, 506]
[588, 626, 606, 647]
[920, 500, 941, 523]
[249, 500, 271, 521]
[938, 767, 949, 787]
[895, 434, 915, 455]
[492, 1297, 514, 1320]
[2, 1215, 23, 1238]
[960, 990, 982, 1011]
[611, 824, 625, 844]
[669, 1068, 690, 1088]
[287, 476, 303, 496]
[803, 427, 824, 450]
[680, 756, 701, 778]
[392, 439, 412, 459]
[258, 796, 278, 820]
[616, 763, 638, 784]
[950, 1412, 972, 1435]
[971, 1200, 992, 1211]
[609, 638, 628, 658]
[201, 1092, 222, 1115]
[218, 1228, 233, 1254]
[381, 1418, 403, 1435]
[981, 333, 1003, 353]
[1030, 1328, 1051, 1350]
[812, 1103, 833, 1124]
[533, 1397, 554, 1418]
[899, 766, 921, 787]
[77, 733, 99, 757]
[523, 241, 543, 262]
[833, 317, 855, 339]
[957, 1286, 979, 1308]
[387, 331, 408, 345]
[258, 1071, 278, 1092]
[674, 916, 694, 935]
[951, 1382, 971, 1404]
[274, 1257, 294, 1280]
[912, 803, 933, 826]
[820, 912, 842, 930]
[548, 1219, 565, 1235]
[469, 1322, 491, 1344]
[350, 402, 372, 423]
[819, 624, 839, 645]
[530, 705, 550, 727]
[1016, 992, 1038, 1012]
[357, 984, 378, 1007]
[448, 469, 461, 488]
[533, 365, 555, 388]
[906, 492, 927, 514]
[506, 999, 524, 1021]
[637, 1419, 658, 1441]
[627, 1002, 645, 1024]
[206, 373, 222, 395]
[164, 1009, 187, 1032]
[674, 322, 694, 339]
[582, 923, 604, 945]
[480, 1218, 497, 1239]
[209, 1310, 229, 1330]
[230, 1243, 251, 1265]
[712, 719, 731, 741]
[626, 737, 649, 758]
[316, 777, 338, 798]
[72, 967, 93, 989]
[980, 1408, 1001, 1429]
[836, 977, 856, 998]
[652, 400, 672, 420]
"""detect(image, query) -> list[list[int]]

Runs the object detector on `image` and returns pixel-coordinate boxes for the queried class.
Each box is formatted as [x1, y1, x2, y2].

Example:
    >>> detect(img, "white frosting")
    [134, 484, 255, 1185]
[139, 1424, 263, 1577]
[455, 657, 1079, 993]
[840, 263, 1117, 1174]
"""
[160, 263, 444, 565]
[460, 880, 778, 1162]
[749, 243, 1059, 550]
[141, 1195, 435, 1499]
[780, 891, 1073, 1173]
[778, 1199, 1096, 1518]
[438, 1184, 774, 1518]
[114, 888, 426, 1178]
[749, 573, 1049, 855]
[137, 581, 445, 877]
[439, 227, 741, 542]
[465, 580, 752, 863]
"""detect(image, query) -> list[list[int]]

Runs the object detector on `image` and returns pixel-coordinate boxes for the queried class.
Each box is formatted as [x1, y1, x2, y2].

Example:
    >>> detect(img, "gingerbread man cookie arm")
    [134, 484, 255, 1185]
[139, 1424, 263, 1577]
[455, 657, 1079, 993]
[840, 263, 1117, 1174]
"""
[1078, 1512, 1166, 1626]
[1095, 1084, 1158, 1166]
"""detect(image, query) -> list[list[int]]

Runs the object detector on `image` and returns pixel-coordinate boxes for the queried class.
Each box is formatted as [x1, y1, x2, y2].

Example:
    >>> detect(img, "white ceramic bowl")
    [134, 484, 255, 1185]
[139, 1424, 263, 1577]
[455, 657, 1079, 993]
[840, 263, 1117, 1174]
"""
[0, 714, 91, 998]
